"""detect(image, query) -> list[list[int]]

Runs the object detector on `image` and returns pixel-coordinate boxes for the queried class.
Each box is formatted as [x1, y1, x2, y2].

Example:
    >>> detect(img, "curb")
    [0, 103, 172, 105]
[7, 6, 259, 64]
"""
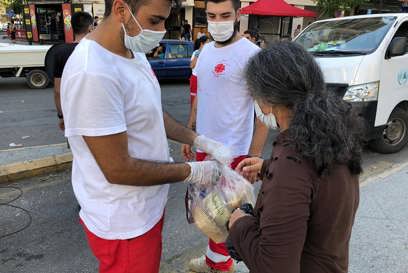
[0, 152, 72, 184]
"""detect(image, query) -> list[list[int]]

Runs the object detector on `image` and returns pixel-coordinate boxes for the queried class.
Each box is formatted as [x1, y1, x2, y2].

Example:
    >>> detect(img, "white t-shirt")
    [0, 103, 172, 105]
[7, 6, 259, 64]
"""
[61, 39, 170, 240]
[195, 38, 260, 156]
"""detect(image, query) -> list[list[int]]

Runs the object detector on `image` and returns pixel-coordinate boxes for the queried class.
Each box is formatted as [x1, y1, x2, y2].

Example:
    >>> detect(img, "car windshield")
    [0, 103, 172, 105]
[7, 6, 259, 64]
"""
[295, 16, 397, 55]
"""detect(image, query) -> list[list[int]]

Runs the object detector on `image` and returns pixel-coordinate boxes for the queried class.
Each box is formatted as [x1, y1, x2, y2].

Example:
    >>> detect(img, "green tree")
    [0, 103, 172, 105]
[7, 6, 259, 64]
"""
[314, 0, 369, 18]
[0, 0, 24, 15]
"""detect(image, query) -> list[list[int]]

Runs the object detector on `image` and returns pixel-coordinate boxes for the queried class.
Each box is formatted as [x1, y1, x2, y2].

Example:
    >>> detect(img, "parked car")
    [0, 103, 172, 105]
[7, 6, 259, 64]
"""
[148, 39, 193, 80]
[295, 13, 408, 154]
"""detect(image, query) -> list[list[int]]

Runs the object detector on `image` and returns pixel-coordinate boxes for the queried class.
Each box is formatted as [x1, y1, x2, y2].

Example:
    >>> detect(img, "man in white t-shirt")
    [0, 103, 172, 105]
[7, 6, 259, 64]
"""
[182, 0, 269, 272]
[60, 1, 233, 273]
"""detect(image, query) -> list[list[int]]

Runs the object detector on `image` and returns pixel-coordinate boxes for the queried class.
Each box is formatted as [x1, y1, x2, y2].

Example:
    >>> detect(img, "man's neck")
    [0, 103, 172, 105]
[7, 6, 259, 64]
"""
[86, 18, 133, 59]
[214, 33, 241, 48]
[73, 33, 87, 43]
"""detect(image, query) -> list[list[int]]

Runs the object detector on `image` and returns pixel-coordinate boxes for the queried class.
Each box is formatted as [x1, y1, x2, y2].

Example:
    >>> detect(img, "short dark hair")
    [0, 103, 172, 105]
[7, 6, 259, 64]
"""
[205, 0, 241, 10]
[104, 0, 179, 17]
[244, 29, 259, 40]
[71, 12, 93, 35]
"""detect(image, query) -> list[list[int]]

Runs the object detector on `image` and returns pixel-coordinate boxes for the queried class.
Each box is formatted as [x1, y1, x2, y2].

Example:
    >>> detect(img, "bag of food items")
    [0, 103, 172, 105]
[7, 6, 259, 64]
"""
[186, 165, 255, 243]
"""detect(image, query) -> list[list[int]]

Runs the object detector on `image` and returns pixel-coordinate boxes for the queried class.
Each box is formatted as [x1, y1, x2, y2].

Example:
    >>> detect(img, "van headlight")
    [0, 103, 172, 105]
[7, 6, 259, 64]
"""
[343, 82, 379, 102]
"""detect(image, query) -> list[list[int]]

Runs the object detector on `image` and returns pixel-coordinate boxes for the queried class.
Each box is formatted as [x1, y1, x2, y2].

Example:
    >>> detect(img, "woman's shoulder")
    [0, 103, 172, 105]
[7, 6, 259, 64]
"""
[268, 141, 318, 181]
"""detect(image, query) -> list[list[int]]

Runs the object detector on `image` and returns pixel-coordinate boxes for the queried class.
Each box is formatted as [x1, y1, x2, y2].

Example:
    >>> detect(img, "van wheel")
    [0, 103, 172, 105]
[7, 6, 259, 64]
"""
[26, 70, 49, 89]
[369, 108, 408, 154]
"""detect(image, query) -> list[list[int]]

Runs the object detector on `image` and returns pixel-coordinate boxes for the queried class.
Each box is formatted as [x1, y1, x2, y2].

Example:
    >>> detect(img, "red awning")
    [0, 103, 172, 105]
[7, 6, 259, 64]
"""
[240, 0, 317, 17]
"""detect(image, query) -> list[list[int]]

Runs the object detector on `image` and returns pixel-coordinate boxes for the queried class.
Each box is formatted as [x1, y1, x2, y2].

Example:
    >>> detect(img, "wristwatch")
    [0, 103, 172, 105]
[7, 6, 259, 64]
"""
[57, 112, 63, 119]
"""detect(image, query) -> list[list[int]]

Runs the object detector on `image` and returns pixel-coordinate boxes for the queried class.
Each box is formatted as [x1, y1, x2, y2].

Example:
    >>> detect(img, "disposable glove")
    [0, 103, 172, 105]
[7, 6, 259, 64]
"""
[194, 135, 233, 165]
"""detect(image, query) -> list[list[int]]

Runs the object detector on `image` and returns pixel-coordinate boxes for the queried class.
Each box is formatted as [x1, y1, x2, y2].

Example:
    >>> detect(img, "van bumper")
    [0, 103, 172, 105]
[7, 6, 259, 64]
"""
[351, 101, 385, 141]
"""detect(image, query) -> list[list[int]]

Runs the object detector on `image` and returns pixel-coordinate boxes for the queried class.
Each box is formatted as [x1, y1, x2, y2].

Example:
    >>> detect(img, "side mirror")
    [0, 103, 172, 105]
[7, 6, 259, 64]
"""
[386, 37, 407, 59]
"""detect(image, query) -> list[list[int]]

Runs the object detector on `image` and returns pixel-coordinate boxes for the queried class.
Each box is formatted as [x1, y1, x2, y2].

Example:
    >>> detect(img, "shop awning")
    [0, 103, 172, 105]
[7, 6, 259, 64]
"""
[240, 0, 317, 17]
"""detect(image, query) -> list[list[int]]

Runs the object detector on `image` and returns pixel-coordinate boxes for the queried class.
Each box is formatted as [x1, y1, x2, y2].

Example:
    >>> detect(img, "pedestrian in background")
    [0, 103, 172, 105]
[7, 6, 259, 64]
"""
[182, 19, 192, 41]
[230, 42, 362, 273]
[45, 11, 94, 132]
[189, 35, 209, 106]
[60, 0, 231, 272]
[243, 29, 258, 44]
[10, 21, 16, 43]
[294, 24, 302, 37]
[183, 0, 269, 272]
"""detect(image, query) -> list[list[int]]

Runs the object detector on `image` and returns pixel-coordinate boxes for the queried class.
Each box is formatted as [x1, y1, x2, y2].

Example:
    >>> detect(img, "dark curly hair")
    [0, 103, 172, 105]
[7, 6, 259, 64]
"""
[246, 41, 363, 176]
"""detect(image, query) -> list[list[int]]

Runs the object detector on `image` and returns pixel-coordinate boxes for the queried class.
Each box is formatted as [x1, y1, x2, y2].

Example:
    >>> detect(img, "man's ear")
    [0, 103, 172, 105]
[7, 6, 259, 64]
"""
[112, 0, 127, 23]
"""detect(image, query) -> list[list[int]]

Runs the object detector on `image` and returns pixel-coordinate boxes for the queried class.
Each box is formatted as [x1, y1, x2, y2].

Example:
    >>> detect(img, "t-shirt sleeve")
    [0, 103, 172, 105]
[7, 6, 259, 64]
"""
[63, 72, 127, 138]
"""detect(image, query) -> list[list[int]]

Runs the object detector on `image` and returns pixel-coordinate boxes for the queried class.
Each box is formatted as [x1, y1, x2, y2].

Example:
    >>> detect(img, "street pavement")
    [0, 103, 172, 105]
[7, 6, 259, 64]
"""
[1, 159, 407, 273]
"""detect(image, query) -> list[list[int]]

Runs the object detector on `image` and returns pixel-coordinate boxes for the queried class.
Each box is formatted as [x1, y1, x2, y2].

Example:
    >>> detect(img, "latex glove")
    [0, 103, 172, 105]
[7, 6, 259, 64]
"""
[184, 161, 221, 186]
[193, 135, 233, 165]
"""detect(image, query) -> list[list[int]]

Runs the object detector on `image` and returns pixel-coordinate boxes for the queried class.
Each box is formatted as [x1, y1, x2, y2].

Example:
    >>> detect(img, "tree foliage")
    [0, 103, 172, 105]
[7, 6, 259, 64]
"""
[0, 0, 24, 15]
[314, 0, 369, 17]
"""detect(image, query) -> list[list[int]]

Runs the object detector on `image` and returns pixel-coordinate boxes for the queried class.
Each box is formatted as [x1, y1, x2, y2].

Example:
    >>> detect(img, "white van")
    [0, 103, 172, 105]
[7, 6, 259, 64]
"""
[295, 14, 408, 153]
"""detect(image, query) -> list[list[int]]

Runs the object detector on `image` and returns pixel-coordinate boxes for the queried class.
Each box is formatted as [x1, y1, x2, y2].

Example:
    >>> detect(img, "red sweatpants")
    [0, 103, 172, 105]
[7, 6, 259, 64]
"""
[196, 152, 247, 271]
[81, 217, 164, 273]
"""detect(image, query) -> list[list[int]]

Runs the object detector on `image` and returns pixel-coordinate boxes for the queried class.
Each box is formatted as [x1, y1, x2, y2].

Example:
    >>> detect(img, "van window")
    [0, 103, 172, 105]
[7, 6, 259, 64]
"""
[393, 21, 408, 55]
[296, 16, 397, 55]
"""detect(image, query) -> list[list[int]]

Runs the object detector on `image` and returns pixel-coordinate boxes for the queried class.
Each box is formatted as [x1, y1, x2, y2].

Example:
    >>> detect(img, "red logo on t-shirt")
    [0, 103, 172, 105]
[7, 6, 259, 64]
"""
[214, 63, 226, 75]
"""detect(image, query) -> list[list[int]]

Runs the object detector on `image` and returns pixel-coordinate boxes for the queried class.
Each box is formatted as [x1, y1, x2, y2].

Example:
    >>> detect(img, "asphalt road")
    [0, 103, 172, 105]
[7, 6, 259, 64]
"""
[0, 78, 194, 150]
[1, 158, 408, 273]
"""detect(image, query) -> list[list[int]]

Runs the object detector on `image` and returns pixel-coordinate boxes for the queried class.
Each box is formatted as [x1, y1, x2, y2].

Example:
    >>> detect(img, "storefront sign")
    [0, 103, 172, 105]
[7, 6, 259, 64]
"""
[62, 3, 74, 43]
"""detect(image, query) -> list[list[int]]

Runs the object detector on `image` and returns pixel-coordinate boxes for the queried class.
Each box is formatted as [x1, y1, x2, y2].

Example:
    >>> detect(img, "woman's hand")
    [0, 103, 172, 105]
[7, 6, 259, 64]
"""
[236, 157, 264, 183]
[229, 208, 249, 230]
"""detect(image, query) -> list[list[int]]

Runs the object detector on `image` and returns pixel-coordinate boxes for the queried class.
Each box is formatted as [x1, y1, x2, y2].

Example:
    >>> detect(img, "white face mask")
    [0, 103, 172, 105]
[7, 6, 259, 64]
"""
[122, 5, 166, 53]
[207, 20, 235, 42]
[254, 101, 278, 130]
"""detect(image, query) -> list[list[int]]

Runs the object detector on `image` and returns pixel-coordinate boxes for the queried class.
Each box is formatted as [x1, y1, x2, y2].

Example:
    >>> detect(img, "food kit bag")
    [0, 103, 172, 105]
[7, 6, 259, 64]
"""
[186, 165, 255, 243]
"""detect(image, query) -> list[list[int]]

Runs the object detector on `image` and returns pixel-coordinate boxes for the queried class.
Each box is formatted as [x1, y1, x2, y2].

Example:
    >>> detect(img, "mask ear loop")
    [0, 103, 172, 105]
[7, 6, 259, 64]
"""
[124, 3, 143, 33]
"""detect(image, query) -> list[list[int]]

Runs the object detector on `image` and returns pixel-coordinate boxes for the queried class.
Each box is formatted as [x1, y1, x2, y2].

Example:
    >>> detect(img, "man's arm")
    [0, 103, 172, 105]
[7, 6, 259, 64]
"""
[84, 132, 191, 186]
[54, 78, 65, 131]
[187, 96, 198, 131]
[249, 117, 269, 157]
[54, 78, 63, 115]
[164, 112, 197, 145]
[181, 98, 198, 160]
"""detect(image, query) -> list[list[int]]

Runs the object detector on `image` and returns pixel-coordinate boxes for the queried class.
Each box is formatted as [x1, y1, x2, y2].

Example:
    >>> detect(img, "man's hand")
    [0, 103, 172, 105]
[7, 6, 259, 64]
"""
[182, 144, 195, 161]
[193, 135, 232, 165]
[236, 157, 264, 183]
[184, 161, 221, 186]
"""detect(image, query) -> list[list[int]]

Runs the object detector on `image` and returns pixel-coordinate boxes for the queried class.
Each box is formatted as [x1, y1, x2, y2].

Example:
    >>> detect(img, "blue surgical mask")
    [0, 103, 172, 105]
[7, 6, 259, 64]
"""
[122, 5, 166, 53]
[254, 101, 278, 130]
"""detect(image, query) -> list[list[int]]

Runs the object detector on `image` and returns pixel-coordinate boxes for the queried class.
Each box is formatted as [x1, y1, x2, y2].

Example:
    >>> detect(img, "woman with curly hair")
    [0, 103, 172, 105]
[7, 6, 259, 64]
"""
[227, 41, 363, 273]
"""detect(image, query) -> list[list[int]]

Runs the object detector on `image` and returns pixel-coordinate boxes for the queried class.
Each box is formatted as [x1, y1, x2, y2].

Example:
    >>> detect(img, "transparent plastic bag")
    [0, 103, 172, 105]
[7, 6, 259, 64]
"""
[186, 165, 255, 243]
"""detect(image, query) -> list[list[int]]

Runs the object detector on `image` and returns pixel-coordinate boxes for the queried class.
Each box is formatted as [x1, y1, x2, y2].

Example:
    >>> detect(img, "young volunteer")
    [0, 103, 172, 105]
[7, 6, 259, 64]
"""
[60, 1, 231, 272]
[182, 0, 269, 272]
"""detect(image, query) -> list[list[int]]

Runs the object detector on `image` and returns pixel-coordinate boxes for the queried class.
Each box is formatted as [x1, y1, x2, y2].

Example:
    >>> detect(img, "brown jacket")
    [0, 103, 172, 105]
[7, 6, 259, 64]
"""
[228, 135, 359, 273]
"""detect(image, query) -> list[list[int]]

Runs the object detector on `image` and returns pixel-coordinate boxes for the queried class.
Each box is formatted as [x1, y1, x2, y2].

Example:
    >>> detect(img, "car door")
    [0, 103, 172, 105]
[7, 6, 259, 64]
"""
[377, 19, 408, 127]
[164, 42, 192, 79]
